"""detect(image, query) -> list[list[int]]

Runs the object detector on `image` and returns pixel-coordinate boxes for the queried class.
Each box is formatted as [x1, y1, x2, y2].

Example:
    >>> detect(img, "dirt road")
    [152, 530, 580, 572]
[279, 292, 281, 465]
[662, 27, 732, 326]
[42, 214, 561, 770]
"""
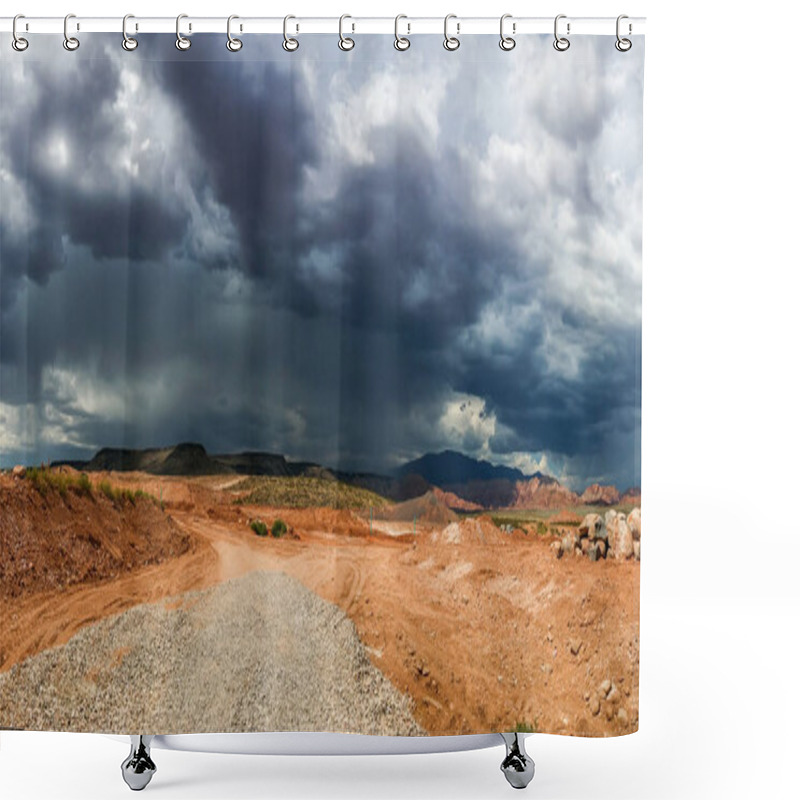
[1, 493, 639, 736]
[0, 570, 423, 735]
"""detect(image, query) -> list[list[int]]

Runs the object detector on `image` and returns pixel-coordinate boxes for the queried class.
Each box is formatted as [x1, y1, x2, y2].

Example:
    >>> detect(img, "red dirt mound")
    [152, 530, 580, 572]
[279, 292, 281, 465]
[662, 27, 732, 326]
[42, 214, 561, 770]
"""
[425, 515, 511, 546]
[431, 486, 482, 512]
[0, 473, 193, 601]
[376, 491, 458, 525]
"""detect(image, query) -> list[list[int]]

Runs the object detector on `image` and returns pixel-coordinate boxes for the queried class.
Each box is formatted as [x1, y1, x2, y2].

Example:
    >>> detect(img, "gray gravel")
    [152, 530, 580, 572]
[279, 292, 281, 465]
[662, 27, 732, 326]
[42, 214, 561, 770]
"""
[0, 570, 424, 735]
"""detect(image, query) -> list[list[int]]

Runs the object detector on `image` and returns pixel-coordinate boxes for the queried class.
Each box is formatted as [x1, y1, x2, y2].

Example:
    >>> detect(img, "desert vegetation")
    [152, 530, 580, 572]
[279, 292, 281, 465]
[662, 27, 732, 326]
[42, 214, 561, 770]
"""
[22, 466, 160, 508]
[233, 476, 390, 510]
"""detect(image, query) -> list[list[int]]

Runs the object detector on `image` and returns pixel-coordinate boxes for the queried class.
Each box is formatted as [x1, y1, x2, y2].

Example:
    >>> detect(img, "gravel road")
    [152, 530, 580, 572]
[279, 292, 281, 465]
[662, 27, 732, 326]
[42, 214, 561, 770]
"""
[0, 570, 424, 735]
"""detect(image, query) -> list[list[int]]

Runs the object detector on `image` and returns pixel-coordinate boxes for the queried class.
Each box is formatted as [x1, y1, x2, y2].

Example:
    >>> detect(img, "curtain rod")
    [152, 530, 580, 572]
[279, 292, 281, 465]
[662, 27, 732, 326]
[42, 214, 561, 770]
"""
[0, 16, 645, 36]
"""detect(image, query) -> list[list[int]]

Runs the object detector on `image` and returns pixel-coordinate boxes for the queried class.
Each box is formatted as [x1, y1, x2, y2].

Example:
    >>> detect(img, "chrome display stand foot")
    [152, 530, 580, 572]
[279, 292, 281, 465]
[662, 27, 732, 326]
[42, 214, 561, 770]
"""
[121, 735, 156, 791]
[500, 733, 535, 789]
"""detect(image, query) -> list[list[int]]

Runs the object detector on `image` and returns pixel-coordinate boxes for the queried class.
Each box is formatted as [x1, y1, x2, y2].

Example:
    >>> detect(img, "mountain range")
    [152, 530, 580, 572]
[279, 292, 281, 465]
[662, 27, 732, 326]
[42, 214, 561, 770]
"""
[54, 443, 638, 511]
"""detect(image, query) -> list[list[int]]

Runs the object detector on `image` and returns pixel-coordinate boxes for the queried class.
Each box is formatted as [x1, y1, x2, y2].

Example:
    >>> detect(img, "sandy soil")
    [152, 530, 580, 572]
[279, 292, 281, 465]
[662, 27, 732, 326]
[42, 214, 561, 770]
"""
[0, 474, 639, 737]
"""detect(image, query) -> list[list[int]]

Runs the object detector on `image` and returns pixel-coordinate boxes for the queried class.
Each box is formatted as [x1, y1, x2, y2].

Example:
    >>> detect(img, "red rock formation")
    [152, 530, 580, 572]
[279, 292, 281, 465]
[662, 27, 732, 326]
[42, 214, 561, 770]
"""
[579, 483, 621, 506]
[512, 477, 580, 510]
[431, 486, 483, 512]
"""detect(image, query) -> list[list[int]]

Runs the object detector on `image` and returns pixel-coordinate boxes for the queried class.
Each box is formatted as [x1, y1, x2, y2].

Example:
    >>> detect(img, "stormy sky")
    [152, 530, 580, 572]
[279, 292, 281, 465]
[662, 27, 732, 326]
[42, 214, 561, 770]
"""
[0, 34, 643, 489]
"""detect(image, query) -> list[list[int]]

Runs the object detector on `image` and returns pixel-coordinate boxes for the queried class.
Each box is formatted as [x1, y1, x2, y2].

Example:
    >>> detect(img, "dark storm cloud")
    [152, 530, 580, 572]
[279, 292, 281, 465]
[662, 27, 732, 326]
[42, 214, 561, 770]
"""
[156, 48, 318, 279]
[0, 40, 191, 309]
[0, 35, 643, 488]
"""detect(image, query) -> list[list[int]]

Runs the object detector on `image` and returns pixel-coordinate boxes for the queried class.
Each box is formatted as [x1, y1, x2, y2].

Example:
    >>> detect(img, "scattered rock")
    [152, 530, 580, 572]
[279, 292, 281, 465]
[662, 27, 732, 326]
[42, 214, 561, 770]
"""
[569, 640, 583, 656]
[600, 678, 612, 697]
[605, 511, 634, 559]
[11, 465, 26, 479]
[551, 540, 563, 559]
[627, 507, 641, 541]
[579, 513, 606, 541]
[604, 510, 619, 552]
[633, 540, 641, 561]
[615, 517, 633, 559]
[589, 695, 601, 716]
[617, 708, 628, 725]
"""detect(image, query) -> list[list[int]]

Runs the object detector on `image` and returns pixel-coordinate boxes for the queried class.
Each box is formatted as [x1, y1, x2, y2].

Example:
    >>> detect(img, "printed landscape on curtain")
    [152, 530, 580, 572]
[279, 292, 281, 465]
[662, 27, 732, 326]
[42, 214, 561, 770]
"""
[0, 33, 643, 736]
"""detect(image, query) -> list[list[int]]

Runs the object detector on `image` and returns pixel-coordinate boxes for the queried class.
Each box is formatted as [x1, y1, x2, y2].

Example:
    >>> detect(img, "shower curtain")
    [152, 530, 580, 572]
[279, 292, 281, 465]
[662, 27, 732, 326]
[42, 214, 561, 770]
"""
[0, 31, 643, 738]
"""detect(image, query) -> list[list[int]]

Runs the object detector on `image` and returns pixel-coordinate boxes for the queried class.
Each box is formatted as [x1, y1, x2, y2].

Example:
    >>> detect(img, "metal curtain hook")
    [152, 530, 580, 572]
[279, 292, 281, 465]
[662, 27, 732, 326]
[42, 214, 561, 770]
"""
[227, 14, 243, 51]
[554, 14, 570, 51]
[394, 14, 410, 51]
[63, 13, 79, 51]
[443, 13, 460, 51]
[283, 14, 299, 51]
[338, 14, 354, 51]
[499, 14, 515, 51]
[122, 14, 138, 51]
[176, 13, 191, 50]
[615, 14, 632, 51]
[12, 14, 29, 51]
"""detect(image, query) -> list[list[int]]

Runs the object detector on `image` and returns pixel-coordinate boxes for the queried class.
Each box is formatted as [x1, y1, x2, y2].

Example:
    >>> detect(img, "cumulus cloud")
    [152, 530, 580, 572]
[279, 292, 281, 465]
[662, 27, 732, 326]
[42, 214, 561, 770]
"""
[0, 34, 643, 489]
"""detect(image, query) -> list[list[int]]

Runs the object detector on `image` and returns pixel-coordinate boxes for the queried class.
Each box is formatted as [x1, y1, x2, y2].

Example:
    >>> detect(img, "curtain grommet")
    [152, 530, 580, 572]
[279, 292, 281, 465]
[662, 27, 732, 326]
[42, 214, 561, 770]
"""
[443, 14, 460, 51]
[553, 15, 570, 52]
[63, 13, 80, 51]
[283, 15, 299, 52]
[615, 15, 632, 51]
[175, 14, 191, 50]
[499, 14, 516, 51]
[394, 15, 410, 51]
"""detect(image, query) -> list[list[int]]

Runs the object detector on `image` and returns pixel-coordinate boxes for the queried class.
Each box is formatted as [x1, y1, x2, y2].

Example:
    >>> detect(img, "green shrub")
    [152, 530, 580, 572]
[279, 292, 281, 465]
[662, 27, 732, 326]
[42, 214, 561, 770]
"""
[26, 466, 88, 498]
[250, 520, 269, 537]
[536, 521, 548, 537]
[514, 720, 538, 734]
[271, 519, 288, 538]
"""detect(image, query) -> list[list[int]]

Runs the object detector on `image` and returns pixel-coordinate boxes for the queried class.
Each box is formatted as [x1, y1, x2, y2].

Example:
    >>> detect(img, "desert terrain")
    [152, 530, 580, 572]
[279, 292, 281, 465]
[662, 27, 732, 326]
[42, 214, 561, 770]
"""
[0, 458, 639, 737]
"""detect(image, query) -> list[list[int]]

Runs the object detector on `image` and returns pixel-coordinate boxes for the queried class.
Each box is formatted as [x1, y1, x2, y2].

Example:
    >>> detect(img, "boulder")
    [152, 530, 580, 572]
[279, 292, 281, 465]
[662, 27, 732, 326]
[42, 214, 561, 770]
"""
[633, 540, 641, 561]
[614, 517, 634, 560]
[627, 507, 641, 541]
[561, 533, 577, 554]
[551, 540, 563, 559]
[579, 513, 606, 541]
[12, 465, 26, 478]
[596, 539, 607, 558]
[604, 510, 620, 552]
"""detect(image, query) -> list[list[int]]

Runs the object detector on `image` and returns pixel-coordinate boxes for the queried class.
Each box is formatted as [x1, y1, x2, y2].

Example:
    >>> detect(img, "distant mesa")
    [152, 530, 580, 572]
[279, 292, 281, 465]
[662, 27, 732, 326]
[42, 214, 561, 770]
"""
[81, 444, 296, 478]
[59, 443, 638, 512]
[85, 443, 226, 476]
[214, 451, 293, 477]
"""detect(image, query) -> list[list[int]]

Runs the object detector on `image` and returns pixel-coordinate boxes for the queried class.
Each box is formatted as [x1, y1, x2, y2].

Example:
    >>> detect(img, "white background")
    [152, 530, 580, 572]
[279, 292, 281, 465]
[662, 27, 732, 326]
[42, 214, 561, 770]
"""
[2, 1, 798, 798]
